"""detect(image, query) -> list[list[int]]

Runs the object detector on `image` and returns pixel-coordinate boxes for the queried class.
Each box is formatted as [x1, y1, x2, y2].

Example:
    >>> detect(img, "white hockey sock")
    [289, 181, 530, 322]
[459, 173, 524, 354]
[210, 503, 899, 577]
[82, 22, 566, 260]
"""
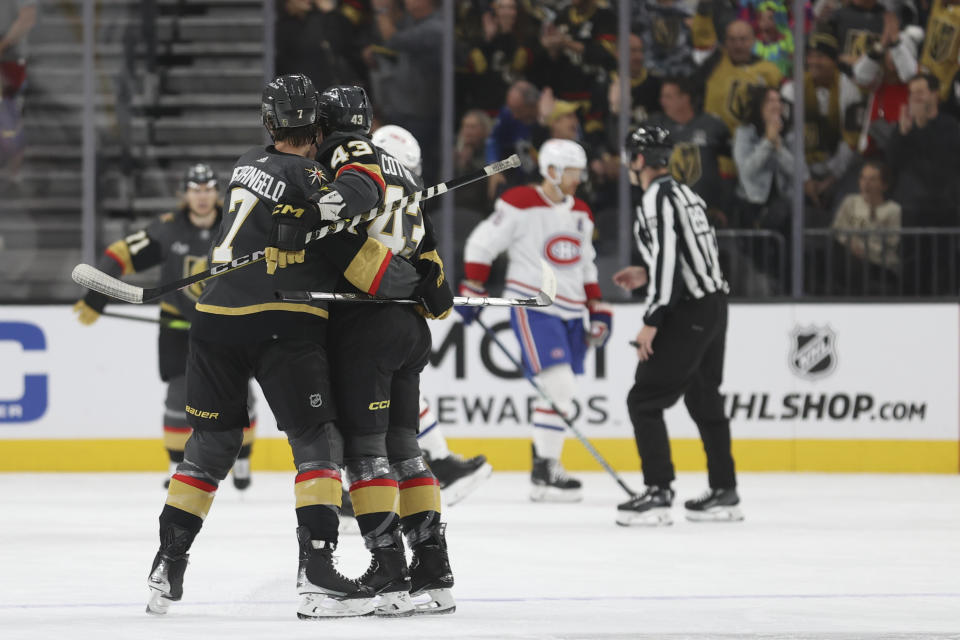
[531, 365, 576, 461]
[416, 394, 450, 459]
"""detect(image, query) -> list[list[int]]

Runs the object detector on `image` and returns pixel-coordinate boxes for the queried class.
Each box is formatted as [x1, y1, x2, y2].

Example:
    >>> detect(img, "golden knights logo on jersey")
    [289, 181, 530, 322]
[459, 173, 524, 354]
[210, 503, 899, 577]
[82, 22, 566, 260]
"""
[726, 78, 755, 123]
[653, 16, 681, 49]
[184, 256, 209, 302]
[843, 29, 873, 59]
[669, 142, 702, 187]
[927, 19, 958, 63]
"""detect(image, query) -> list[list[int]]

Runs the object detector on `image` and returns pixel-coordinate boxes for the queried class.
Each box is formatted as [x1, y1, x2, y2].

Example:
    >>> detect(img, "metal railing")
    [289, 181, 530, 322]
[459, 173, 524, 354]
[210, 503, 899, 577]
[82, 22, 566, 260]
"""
[804, 228, 960, 297]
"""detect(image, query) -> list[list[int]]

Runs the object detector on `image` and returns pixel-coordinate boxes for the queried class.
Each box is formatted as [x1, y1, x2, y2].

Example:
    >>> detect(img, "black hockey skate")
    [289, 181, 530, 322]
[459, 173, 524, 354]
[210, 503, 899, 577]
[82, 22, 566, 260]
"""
[408, 523, 456, 615]
[530, 445, 582, 503]
[427, 452, 493, 506]
[146, 524, 193, 615]
[684, 488, 744, 522]
[296, 526, 373, 619]
[231, 458, 251, 491]
[616, 486, 675, 527]
[357, 530, 414, 617]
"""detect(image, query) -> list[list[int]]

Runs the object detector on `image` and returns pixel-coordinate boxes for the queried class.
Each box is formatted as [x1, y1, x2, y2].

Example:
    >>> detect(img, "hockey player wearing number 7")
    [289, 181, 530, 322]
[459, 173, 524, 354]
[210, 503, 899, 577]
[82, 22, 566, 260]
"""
[459, 138, 613, 502]
[614, 124, 742, 526]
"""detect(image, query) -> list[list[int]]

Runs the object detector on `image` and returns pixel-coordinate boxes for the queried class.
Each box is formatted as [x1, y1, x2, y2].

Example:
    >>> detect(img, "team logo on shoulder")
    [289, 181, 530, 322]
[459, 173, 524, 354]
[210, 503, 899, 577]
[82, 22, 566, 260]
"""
[544, 234, 582, 267]
[309, 393, 323, 408]
[305, 167, 326, 186]
[789, 325, 837, 380]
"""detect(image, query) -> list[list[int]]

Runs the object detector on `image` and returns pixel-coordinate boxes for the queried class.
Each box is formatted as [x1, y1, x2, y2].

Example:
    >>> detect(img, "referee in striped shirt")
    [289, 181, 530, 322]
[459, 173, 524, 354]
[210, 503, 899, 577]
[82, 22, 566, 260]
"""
[613, 125, 742, 527]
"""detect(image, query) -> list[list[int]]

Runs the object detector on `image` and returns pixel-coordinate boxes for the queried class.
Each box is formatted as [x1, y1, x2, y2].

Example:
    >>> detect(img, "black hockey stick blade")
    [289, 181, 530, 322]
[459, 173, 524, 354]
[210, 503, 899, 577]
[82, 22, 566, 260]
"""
[71, 156, 520, 304]
[99, 311, 191, 330]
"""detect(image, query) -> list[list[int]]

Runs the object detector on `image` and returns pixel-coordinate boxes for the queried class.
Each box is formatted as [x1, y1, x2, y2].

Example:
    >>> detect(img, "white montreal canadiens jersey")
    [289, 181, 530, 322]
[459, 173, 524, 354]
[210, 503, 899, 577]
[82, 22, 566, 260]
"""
[464, 186, 599, 320]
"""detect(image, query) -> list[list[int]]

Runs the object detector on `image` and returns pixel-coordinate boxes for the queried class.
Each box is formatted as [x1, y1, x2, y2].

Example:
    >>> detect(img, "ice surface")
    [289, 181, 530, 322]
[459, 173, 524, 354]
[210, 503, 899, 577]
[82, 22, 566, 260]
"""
[0, 471, 958, 639]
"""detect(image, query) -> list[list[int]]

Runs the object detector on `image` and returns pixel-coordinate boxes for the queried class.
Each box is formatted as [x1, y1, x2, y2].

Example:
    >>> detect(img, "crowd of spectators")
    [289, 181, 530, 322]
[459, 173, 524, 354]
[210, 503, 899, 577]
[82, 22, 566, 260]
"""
[276, 0, 960, 296]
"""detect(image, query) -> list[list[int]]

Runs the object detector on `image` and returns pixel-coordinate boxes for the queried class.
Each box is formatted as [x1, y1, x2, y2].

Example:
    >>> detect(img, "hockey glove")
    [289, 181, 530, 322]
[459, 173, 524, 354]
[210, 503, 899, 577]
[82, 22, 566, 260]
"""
[72, 299, 101, 326]
[414, 259, 454, 320]
[265, 216, 309, 275]
[455, 280, 487, 326]
[586, 301, 613, 348]
[311, 186, 348, 222]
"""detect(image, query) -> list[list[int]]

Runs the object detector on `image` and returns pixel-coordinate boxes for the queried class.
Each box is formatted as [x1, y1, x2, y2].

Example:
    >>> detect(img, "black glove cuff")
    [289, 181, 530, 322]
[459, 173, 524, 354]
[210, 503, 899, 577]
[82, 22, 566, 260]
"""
[83, 289, 109, 313]
[270, 217, 308, 251]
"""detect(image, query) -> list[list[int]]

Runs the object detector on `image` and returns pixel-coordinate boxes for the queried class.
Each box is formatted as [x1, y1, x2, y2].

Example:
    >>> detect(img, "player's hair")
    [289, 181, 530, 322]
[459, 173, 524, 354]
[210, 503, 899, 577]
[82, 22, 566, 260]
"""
[271, 123, 319, 147]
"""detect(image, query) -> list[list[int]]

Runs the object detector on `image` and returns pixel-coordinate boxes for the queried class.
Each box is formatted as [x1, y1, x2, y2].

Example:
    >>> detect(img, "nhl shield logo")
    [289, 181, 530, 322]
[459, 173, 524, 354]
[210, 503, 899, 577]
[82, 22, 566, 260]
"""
[309, 393, 323, 408]
[789, 325, 837, 379]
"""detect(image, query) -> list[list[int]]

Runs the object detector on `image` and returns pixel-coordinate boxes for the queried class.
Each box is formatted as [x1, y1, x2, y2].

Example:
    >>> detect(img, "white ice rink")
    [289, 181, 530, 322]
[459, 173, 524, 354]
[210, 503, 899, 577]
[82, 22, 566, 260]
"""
[1, 471, 959, 640]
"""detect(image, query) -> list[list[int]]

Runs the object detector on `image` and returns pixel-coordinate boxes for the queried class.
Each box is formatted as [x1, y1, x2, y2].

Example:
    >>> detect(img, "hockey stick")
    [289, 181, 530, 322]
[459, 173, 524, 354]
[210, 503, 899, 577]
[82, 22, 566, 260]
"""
[278, 258, 559, 308]
[474, 316, 638, 498]
[71, 154, 522, 304]
[100, 311, 191, 330]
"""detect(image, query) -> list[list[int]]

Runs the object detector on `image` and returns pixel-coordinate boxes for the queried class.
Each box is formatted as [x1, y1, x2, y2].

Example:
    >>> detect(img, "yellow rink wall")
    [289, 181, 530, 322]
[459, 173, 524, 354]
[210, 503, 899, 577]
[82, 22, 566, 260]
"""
[1, 437, 956, 473]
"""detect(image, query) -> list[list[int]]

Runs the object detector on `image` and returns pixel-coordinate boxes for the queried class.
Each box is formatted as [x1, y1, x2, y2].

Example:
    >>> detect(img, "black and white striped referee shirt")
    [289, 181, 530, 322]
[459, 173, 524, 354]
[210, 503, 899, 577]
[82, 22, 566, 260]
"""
[634, 174, 729, 327]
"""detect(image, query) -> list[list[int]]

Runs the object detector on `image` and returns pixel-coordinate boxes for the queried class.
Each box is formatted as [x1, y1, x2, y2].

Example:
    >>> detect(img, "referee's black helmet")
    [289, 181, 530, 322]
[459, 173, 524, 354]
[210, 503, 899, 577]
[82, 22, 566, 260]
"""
[261, 74, 320, 132]
[624, 124, 674, 168]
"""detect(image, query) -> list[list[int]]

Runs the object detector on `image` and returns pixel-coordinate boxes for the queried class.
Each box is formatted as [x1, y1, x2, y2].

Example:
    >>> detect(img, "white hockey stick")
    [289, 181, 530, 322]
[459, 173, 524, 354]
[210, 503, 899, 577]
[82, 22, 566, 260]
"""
[71, 154, 521, 304]
[278, 261, 559, 309]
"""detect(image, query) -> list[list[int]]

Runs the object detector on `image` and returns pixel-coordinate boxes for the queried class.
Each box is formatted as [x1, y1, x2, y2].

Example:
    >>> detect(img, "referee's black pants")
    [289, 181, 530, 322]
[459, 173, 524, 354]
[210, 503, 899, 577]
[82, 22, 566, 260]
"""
[626, 293, 736, 490]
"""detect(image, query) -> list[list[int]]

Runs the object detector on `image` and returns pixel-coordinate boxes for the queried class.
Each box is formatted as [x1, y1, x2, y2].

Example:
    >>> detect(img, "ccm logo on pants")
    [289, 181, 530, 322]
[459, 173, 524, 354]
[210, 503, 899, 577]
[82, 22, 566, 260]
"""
[368, 400, 391, 411]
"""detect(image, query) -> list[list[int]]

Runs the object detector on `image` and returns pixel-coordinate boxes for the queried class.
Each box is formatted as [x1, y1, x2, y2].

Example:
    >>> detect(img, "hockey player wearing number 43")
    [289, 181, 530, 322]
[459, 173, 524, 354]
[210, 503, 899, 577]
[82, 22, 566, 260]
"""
[371, 124, 493, 507]
[460, 138, 613, 503]
[72, 164, 256, 491]
[614, 124, 742, 527]
[312, 91, 459, 617]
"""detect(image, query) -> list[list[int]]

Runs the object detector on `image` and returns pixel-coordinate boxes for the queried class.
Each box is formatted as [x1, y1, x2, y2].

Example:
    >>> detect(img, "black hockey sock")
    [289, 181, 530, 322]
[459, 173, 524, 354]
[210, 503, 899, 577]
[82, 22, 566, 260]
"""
[393, 457, 442, 547]
[349, 477, 400, 549]
[293, 466, 343, 542]
[160, 471, 219, 544]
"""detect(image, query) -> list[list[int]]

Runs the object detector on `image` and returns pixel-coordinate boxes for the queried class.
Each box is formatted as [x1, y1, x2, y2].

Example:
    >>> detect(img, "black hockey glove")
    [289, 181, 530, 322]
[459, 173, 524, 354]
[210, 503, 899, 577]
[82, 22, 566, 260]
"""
[265, 216, 309, 275]
[413, 259, 454, 320]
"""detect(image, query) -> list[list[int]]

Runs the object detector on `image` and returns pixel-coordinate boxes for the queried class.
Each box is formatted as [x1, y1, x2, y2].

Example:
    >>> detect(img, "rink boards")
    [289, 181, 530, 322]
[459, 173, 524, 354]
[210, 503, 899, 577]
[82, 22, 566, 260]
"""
[0, 303, 957, 472]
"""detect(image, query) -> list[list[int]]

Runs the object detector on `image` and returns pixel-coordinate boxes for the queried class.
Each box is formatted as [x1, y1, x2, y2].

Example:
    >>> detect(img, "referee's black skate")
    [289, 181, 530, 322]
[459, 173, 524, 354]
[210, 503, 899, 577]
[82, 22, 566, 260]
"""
[427, 452, 493, 506]
[407, 523, 456, 615]
[616, 486, 674, 526]
[358, 530, 415, 617]
[684, 488, 744, 522]
[530, 445, 582, 502]
[295, 526, 374, 618]
[146, 524, 193, 615]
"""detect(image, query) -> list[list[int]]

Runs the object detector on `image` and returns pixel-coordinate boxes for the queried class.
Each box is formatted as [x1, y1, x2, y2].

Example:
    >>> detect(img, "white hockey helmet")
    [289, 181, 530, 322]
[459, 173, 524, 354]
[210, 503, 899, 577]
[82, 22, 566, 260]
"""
[372, 124, 422, 177]
[538, 138, 587, 184]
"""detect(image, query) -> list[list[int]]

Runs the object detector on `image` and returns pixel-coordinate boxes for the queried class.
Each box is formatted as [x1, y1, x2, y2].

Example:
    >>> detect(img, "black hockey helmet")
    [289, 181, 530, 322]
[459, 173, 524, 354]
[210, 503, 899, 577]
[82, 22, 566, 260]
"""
[183, 162, 217, 189]
[317, 85, 373, 137]
[624, 124, 674, 168]
[261, 74, 320, 132]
